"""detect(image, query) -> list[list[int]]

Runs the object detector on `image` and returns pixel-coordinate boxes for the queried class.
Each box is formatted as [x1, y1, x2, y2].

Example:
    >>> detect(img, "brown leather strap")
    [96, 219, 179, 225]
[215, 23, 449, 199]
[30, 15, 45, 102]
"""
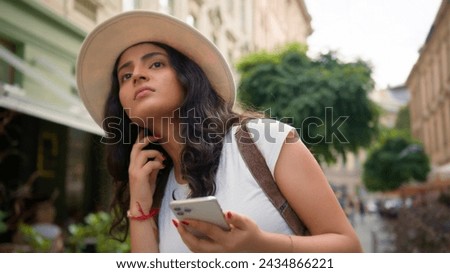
[235, 124, 308, 235]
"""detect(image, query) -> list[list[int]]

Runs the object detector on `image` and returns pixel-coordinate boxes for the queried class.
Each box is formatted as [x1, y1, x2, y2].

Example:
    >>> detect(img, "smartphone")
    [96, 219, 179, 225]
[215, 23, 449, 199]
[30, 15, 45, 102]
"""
[170, 196, 230, 238]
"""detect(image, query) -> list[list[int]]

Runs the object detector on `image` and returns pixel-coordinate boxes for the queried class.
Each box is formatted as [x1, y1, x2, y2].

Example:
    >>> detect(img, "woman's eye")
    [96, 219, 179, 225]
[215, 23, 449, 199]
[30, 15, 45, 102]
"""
[150, 62, 163, 69]
[121, 73, 132, 82]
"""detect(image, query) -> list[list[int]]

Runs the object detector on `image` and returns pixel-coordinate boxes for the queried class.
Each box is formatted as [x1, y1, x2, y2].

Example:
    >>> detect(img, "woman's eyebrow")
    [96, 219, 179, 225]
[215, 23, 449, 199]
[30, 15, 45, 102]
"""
[117, 52, 167, 73]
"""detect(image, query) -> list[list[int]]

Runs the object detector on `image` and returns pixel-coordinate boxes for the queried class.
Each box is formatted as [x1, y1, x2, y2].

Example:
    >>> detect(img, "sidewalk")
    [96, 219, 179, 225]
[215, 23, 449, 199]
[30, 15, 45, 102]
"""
[353, 213, 395, 252]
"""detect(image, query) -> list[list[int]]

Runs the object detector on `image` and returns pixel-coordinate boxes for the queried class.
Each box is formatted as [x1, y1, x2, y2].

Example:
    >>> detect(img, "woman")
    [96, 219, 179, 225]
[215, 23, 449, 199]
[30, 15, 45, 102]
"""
[76, 10, 361, 253]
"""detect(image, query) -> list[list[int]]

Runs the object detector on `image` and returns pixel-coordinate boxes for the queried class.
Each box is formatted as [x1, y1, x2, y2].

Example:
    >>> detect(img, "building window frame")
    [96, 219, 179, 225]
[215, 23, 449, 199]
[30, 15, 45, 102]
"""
[74, 0, 98, 22]
[0, 38, 17, 85]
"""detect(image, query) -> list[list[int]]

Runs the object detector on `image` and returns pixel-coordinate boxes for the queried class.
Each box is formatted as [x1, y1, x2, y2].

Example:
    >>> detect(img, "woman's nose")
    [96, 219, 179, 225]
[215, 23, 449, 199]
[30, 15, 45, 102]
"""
[132, 68, 149, 84]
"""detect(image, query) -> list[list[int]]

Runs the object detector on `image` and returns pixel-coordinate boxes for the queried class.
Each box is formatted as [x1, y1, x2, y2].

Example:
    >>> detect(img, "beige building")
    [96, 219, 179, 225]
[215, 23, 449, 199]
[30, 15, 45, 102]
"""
[145, 0, 255, 72]
[38, 0, 311, 71]
[252, 0, 312, 52]
[406, 0, 450, 183]
[135, 0, 312, 69]
[321, 151, 366, 197]
[369, 85, 410, 128]
[38, 0, 123, 30]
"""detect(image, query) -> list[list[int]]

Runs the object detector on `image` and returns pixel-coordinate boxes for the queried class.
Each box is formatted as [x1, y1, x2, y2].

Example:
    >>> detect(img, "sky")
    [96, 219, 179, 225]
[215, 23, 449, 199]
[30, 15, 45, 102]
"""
[303, 0, 442, 89]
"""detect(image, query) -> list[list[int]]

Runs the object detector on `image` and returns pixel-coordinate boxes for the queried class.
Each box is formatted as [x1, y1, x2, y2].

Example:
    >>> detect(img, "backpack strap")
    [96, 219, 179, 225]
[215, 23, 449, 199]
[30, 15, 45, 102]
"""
[235, 123, 309, 235]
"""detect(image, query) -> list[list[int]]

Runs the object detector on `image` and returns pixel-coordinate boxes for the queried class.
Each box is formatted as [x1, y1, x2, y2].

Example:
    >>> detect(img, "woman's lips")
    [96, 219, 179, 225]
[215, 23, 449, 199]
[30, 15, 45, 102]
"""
[134, 87, 155, 99]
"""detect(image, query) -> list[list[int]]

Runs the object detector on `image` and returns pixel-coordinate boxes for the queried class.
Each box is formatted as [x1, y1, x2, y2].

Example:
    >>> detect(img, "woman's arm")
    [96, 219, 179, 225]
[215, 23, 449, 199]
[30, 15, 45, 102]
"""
[129, 216, 159, 252]
[273, 131, 362, 252]
[128, 131, 166, 252]
[129, 213, 159, 252]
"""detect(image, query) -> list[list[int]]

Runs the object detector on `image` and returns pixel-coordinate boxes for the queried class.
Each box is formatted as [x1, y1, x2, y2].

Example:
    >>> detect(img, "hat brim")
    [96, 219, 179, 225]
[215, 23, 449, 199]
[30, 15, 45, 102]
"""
[76, 10, 235, 128]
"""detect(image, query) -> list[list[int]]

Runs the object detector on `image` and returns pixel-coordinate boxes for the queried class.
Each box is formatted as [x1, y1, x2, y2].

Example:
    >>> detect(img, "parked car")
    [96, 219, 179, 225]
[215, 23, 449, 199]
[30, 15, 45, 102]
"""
[365, 199, 378, 214]
[378, 197, 412, 218]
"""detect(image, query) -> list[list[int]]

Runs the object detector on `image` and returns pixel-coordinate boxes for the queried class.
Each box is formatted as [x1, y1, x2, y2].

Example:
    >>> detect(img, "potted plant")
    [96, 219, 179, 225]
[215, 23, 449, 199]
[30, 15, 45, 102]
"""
[67, 211, 130, 253]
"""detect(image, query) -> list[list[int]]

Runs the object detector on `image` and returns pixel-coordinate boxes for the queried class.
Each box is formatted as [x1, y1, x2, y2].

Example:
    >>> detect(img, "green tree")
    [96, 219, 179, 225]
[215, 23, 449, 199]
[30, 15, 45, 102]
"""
[395, 105, 411, 136]
[362, 130, 430, 192]
[237, 43, 379, 164]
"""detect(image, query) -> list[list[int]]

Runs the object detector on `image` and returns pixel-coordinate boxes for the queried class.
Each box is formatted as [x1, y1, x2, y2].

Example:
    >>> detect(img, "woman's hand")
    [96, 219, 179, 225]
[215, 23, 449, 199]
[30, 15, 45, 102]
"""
[173, 211, 266, 252]
[128, 130, 165, 211]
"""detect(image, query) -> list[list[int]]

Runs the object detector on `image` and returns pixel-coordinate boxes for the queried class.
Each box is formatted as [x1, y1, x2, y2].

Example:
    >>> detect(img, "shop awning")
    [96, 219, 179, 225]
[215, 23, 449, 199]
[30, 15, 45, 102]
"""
[0, 45, 103, 136]
[0, 83, 103, 135]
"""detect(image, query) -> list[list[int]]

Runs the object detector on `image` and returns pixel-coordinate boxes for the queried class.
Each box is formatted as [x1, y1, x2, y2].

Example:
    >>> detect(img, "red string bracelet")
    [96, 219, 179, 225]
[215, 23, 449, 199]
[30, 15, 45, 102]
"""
[127, 201, 160, 221]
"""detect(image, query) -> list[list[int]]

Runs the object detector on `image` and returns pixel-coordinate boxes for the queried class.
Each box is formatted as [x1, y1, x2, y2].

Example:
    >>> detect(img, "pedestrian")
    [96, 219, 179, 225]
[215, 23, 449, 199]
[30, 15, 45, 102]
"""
[76, 10, 361, 253]
[358, 197, 366, 222]
[346, 197, 356, 226]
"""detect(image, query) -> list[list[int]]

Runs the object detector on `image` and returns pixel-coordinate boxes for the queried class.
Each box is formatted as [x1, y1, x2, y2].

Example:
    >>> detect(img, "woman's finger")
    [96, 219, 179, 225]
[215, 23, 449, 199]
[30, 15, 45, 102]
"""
[174, 220, 222, 253]
[225, 211, 253, 231]
[131, 149, 165, 169]
[130, 130, 161, 159]
[140, 150, 166, 162]
[142, 160, 165, 173]
[180, 219, 230, 246]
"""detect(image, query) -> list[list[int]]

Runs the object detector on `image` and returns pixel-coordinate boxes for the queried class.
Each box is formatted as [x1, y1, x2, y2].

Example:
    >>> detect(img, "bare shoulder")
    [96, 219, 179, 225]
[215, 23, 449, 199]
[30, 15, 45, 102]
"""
[274, 134, 350, 235]
[275, 130, 320, 178]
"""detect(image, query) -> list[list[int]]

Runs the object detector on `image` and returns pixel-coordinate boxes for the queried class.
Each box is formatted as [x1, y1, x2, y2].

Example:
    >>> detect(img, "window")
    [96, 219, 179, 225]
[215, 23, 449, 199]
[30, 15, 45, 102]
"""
[227, 0, 234, 14]
[123, 0, 139, 11]
[441, 42, 448, 90]
[186, 14, 197, 28]
[0, 38, 17, 85]
[240, 0, 246, 32]
[74, 0, 98, 21]
[159, 0, 174, 14]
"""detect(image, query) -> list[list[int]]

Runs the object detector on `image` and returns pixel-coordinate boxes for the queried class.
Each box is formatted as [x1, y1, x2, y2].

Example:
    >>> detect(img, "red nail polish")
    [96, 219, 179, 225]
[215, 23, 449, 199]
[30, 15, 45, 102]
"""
[181, 221, 189, 226]
[227, 212, 232, 219]
[172, 219, 178, 228]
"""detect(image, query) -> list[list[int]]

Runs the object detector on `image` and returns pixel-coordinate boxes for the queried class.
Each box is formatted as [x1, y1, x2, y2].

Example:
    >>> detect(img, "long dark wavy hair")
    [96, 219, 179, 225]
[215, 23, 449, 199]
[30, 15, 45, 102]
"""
[103, 42, 244, 240]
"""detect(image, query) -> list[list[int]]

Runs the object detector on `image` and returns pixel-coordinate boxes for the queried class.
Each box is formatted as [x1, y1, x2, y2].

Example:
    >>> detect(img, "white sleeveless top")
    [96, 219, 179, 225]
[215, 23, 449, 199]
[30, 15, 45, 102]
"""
[158, 119, 295, 252]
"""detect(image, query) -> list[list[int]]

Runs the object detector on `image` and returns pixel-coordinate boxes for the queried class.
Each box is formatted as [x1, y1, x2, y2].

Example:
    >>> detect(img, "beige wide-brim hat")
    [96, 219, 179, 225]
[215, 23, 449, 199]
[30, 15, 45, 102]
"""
[76, 10, 235, 127]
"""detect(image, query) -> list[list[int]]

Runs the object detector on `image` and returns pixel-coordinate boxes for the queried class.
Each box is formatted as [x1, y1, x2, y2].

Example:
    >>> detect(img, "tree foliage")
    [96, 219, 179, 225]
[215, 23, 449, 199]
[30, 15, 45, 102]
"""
[395, 105, 411, 136]
[236, 43, 379, 164]
[362, 130, 430, 192]
[68, 211, 130, 253]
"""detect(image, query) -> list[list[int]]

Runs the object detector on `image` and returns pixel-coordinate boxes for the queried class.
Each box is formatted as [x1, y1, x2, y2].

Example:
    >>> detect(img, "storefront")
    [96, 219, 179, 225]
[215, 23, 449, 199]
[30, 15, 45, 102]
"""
[0, 0, 109, 245]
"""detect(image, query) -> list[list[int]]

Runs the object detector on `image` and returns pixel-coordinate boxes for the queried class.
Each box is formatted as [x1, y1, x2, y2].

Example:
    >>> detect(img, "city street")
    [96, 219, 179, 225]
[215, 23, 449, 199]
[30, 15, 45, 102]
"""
[354, 213, 395, 253]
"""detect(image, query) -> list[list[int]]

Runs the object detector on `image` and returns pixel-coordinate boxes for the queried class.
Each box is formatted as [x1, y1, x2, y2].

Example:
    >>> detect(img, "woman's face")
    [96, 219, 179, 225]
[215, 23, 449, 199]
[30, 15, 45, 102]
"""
[117, 43, 185, 127]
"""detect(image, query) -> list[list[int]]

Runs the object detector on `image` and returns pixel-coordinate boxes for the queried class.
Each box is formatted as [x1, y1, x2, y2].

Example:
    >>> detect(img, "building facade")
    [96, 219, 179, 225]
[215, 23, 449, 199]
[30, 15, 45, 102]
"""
[406, 0, 450, 183]
[128, 0, 311, 71]
[39, 0, 123, 30]
[251, 0, 312, 52]
[0, 0, 110, 247]
[36, 0, 312, 79]
[369, 85, 410, 129]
